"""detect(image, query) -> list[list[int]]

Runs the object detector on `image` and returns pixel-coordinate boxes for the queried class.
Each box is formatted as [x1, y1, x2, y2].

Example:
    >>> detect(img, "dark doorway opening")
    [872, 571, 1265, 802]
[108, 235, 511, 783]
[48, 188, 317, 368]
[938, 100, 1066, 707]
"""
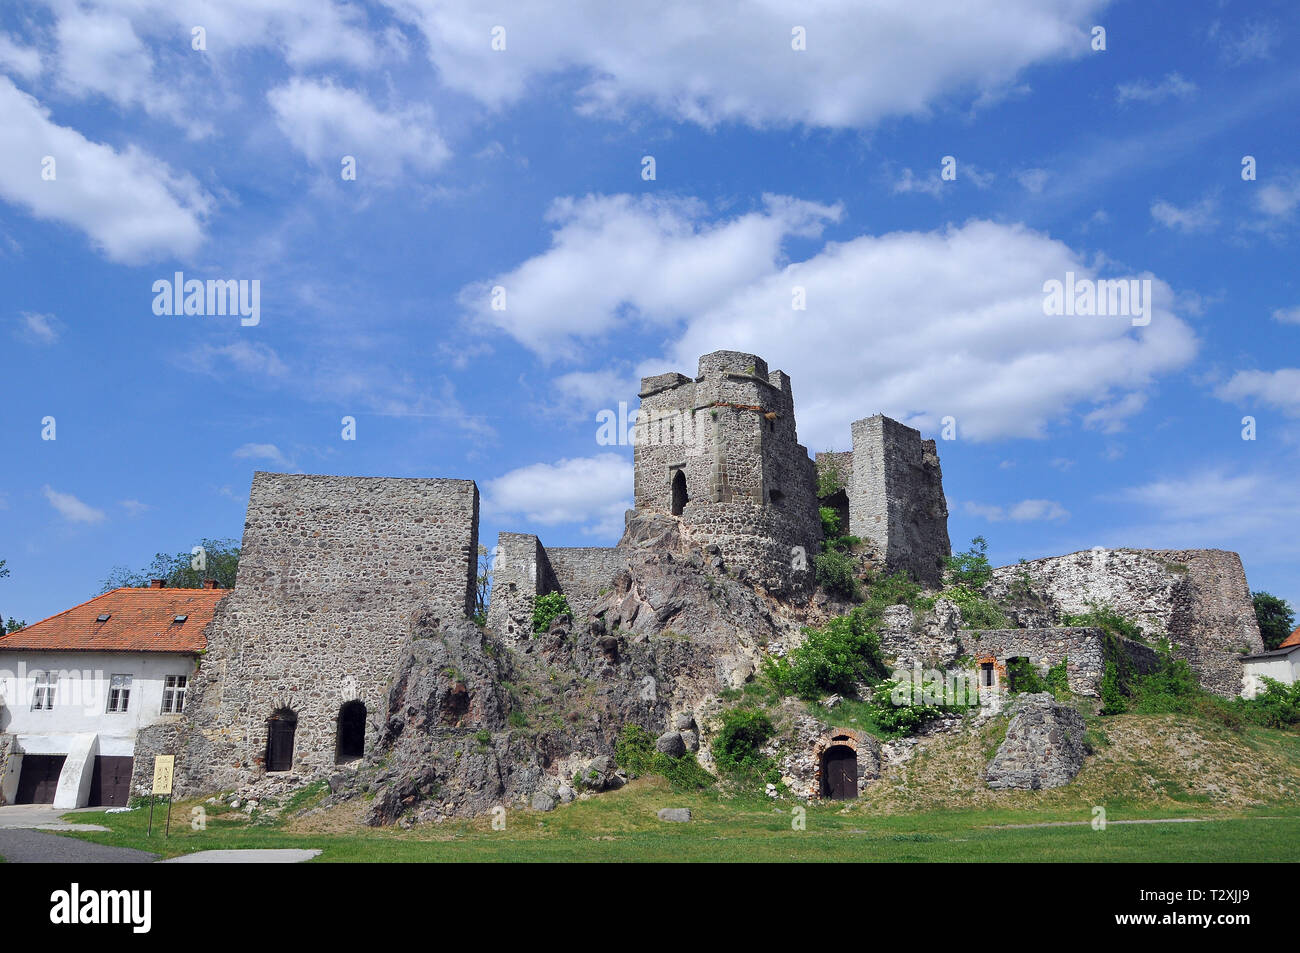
[15, 754, 65, 804]
[820, 745, 858, 800]
[670, 470, 688, 516]
[335, 700, 366, 763]
[980, 661, 995, 688]
[266, 708, 297, 772]
[89, 756, 134, 807]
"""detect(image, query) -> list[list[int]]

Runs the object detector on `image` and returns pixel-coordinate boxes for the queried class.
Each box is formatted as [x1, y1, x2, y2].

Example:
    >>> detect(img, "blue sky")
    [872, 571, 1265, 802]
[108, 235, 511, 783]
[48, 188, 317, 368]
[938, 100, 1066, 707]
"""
[2, 0, 1298, 626]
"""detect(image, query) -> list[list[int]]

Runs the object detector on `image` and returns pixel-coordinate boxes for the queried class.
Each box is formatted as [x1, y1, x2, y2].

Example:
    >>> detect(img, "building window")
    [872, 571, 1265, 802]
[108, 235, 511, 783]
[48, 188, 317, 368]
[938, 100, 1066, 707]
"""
[106, 674, 132, 713]
[161, 675, 188, 714]
[31, 672, 55, 710]
[670, 469, 688, 516]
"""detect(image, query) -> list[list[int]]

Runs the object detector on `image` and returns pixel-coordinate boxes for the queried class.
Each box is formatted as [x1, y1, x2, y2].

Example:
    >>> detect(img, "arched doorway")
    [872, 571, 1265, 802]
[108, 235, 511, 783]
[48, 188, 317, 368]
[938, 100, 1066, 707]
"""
[265, 708, 297, 772]
[335, 700, 366, 763]
[670, 470, 688, 516]
[820, 744, 858, 800]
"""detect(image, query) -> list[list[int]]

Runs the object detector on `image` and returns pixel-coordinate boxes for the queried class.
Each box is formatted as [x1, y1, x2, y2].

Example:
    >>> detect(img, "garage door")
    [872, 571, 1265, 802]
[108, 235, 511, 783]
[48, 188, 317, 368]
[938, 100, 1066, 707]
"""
[15, 754, 66, 804]
[89, 756, 134, 808]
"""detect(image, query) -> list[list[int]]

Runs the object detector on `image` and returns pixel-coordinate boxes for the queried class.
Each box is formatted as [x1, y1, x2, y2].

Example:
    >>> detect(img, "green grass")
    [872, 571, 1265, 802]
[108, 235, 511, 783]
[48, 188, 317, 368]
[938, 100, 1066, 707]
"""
[54, 776, 1300, 862]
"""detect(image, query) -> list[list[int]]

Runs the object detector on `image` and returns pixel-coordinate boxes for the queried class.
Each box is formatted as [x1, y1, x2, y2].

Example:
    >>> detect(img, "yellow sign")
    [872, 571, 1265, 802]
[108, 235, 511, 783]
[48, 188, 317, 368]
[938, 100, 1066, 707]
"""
[151, 755, 175, 795]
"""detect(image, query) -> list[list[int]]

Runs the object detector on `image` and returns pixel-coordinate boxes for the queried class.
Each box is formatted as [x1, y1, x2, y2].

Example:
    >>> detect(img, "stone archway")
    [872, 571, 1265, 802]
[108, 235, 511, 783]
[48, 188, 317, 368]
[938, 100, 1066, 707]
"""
[812, 730, 867, 800]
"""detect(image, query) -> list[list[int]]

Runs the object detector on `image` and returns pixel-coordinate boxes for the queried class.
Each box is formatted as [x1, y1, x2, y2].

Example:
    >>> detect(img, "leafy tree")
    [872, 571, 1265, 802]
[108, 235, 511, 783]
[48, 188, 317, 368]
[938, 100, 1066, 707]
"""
[945, 536, 993, 588]
[4, 618, 24, 635]
[101, 538, 240, 592]
[531, 591, 572, 634]
[765, 607, 886, 699]
[1252, 591, 1295, 650]
[473, 545, 492, 626]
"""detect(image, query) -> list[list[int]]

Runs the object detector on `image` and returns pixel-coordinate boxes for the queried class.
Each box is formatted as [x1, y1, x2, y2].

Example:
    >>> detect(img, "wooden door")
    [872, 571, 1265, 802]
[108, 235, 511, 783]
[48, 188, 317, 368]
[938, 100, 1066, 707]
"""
[266, 711, 297, 772]
[16, 754, 65, 804]
[89, 756, 134, 807]
[821, 746, 858, 800]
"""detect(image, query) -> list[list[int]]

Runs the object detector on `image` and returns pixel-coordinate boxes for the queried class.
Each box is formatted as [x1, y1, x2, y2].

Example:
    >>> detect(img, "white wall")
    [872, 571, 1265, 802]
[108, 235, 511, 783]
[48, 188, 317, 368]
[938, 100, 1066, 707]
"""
[0, 651, 196, 804]
[1241, 647, 1300, 699]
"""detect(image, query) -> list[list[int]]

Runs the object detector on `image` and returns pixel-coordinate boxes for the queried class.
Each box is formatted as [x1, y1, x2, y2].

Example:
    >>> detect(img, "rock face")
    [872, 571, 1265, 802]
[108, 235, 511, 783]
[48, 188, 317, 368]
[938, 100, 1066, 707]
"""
[986, 549, 1262, 698]
[985, 693, 1088, 790]
[334, 510, 812, 824]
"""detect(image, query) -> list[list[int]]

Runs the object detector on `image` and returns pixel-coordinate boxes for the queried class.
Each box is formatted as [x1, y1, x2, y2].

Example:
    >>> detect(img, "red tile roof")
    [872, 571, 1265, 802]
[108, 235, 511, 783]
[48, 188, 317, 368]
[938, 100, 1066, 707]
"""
[0, 587, 226, 654]
[1281, 626, 1300, 649]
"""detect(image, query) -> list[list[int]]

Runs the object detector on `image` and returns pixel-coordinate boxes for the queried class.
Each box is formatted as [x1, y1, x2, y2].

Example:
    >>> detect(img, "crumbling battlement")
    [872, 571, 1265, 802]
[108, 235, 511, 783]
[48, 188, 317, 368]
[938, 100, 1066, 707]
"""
[986, 549, 1264, 698]
[486, 535, 625, 641]
[177, 472, 479, 792]
[633, 350, 821, 595]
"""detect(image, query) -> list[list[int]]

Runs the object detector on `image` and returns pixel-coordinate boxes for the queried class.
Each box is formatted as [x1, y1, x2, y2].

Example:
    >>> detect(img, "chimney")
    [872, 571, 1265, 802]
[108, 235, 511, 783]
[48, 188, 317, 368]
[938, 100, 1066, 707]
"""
[149, 579, 166, 589]
[202, 579, 221, 590]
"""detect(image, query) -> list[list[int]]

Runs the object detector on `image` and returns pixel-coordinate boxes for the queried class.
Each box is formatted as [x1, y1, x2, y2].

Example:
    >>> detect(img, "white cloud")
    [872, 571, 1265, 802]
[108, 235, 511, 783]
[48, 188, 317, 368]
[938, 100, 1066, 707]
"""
[1016, 168, 1049, 194]
[267, 77, 450, 180]
[388, 0, 1104, 128]
[0, 32, 41, 79]
[965, 499, 1069, 522]
[1217, 21, 1279, 66]
[1150, 196, 1218, 233]
[15, 311, 61, 345]
[178, 340, 289, 379]
[119, 499, 151, 516]
[0, 77, 211, 263]
[42, 485, 106, 524]
[1215, 368, 1300, 416]
[1273, 307, 1300, 325]
[1082, 391, 1147, 433]
[460, 193, 842, 359]
[483, 453, 632, 538]
[1115, 72, 1197, 105]
[1113, 468, 1300, 562]
[233, 443, 295, 469]
[465, 198, 1198, 445]
[1254, 173, 1300, 220]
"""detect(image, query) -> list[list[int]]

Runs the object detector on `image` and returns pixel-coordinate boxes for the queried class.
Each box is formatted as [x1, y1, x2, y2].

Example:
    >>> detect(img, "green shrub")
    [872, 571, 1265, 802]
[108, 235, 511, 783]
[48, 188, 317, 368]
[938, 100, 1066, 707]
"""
[614, 724, 716, 790]
[711, 708, 775, 782]
[1239, 678, 1300, 728]
[945, 536, 994, 588]
[814, 550, 859, 600]
[1099, 661, 1128, 715]
[1005, 657, 1046, 694]
[860, 680, 958, 737]
[531, 591, 572, 634]
[767, 608, 885, 699]
[1045, 659, 1070, 698]
[944, 583, 1010, 629]
[1062, 604, 1146, 644]
[861, 571, 929, 616]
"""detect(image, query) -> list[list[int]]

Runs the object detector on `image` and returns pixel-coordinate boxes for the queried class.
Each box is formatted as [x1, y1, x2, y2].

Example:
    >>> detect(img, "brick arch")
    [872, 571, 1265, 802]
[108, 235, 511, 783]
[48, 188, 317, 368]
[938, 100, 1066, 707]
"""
[811, 728, 865, 800]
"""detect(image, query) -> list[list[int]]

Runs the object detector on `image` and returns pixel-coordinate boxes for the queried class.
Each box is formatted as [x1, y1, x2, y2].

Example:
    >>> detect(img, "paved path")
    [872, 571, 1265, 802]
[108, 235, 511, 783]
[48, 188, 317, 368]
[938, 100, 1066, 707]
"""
[160, 849, 321, 863]
[0, 828, 157, 863]
[0, 804, 109, 832]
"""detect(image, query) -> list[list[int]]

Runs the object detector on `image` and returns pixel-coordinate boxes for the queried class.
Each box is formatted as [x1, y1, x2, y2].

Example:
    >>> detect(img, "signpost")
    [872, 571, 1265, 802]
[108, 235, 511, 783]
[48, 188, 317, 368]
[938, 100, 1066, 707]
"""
[148, 755, 175, 837]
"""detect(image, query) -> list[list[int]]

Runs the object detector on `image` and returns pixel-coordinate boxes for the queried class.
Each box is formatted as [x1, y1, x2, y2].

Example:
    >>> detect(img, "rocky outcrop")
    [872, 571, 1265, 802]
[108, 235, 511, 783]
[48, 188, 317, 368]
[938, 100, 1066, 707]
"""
[986, 549, 1262, 698]
[985, 693, 1088, 790]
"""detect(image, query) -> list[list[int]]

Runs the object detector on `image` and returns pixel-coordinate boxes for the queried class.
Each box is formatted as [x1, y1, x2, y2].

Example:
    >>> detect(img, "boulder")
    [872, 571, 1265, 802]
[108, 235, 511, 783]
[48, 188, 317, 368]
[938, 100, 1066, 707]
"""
[530, 791, 557, 812]
[985, 693, 1088, 790]
[655, 731, 686, 758]
[657, 808, 692, 823]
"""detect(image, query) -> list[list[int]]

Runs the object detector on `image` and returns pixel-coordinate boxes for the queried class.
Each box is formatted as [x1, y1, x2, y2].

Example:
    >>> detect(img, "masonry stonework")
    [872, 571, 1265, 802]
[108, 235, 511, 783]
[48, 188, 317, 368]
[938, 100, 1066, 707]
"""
[986, 549, 1263, 697]
[177, 473, 479, 792]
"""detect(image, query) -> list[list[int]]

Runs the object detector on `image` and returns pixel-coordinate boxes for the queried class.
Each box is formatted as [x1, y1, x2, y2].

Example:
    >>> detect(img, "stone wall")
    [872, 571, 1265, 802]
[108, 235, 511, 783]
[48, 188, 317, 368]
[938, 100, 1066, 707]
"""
[0, 733, 13, 806]
[634, 350, 820, 595]
[176, 472, 479, 794]
[129, 721, 184, 800]
[485, 533, 555, 642]
[848, 415, 950, 587]
[547, 547, 626, 624]
[960, 626, 1160, 697]
[986, 549, 1263, 697]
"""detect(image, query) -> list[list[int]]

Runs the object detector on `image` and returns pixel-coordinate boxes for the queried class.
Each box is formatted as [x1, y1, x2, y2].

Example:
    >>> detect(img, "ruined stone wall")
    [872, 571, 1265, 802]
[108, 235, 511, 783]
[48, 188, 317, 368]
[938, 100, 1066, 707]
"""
[176, 473, 479, 793]
[129, 721, 184, 799]
[960, 627, 1160, 697]
[633, 350, 820, 595]
[848, 415, 950, 588]
[547, 547, 626, 625]
[986, 549, 1263, 697]
[0, 733, 13, 806]
[485, 533, 556, 642]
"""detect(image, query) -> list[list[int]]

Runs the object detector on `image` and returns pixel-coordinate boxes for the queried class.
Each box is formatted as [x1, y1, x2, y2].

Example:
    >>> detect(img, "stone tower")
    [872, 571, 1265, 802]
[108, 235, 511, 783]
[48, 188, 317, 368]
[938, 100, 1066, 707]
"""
[847, 415, 950, 587]
[633, 350, 820, 595]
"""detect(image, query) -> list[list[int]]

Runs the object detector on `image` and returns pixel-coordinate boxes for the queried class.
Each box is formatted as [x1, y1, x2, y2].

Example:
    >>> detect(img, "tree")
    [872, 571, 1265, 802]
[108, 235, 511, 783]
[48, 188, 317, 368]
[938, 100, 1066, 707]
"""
[101, 538, 240, 592]
[1253, 591, 1295, 650]
[946, 536, 994, 588]
[473, 544, 491, 626]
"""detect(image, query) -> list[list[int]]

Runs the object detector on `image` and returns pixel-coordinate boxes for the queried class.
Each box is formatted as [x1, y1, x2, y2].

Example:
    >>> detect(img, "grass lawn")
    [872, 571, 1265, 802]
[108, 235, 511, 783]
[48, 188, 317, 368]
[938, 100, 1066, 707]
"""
[54, 776, 1300, 862]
